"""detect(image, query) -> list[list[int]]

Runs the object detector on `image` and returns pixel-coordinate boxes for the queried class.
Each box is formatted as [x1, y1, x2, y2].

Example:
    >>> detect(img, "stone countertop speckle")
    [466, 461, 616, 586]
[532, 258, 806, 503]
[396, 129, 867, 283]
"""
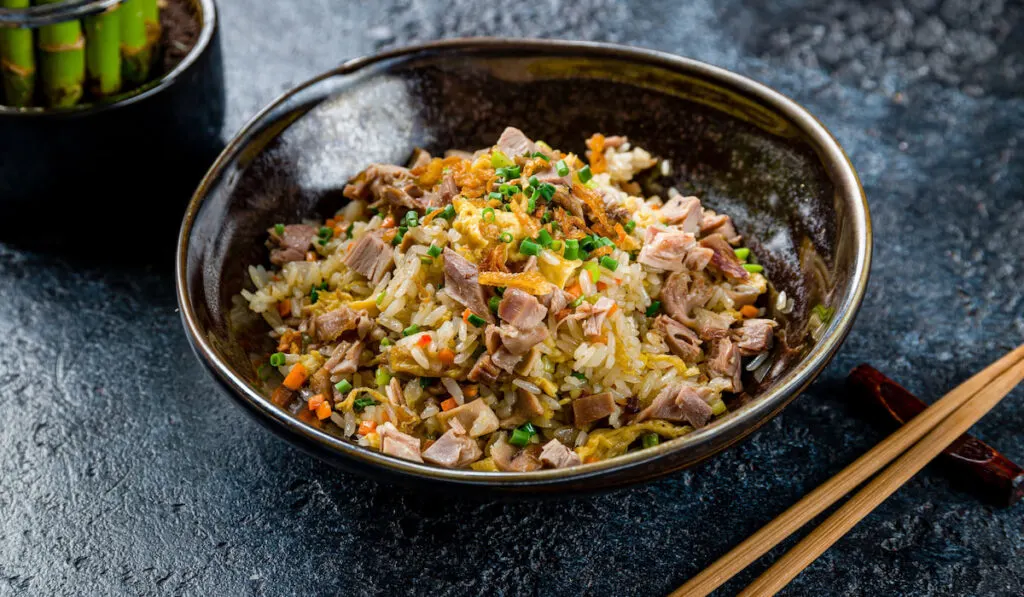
[1, 1, 1022, 595]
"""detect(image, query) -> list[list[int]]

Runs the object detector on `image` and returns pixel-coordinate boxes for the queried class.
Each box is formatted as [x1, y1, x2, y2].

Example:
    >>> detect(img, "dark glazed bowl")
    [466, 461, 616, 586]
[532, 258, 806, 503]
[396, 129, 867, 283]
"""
[177, 39, 871, 494]
[0, 0, 223, 221]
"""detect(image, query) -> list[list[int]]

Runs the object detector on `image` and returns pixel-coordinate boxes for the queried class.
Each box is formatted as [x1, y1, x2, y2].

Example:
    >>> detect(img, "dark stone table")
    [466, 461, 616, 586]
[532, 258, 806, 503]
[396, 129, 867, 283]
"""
[2, 1, 1022, 595]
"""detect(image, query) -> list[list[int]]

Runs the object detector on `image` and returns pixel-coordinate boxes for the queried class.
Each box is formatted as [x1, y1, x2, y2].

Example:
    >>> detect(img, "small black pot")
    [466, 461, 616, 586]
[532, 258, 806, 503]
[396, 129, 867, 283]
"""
[0, 0, 223, 249]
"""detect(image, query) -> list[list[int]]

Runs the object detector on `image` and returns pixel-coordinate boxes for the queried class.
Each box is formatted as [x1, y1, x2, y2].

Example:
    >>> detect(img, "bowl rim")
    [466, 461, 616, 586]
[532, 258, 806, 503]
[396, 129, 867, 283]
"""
[175, 37, 872, 489]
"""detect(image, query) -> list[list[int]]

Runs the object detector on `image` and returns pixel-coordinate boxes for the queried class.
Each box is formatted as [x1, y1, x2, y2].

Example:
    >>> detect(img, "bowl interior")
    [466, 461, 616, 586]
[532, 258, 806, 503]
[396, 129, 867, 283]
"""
[180, 40, 867, 489]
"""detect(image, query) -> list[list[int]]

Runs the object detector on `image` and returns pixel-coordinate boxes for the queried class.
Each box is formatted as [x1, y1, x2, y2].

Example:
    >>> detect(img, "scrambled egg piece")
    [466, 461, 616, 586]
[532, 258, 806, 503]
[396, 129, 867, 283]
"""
[576, 420, 692, 461]
[538, 251, 581, 289]
[452, 197, 526, 249]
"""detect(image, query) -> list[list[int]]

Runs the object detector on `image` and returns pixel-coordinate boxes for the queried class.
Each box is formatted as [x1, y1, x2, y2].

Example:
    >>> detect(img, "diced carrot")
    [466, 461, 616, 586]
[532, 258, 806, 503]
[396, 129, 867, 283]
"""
[307, 394, 325, 411]
[416, 334, 432, 347]
[315, 402, 332, 420]
[438, 348, 455, 366]
[305, 251, 317, 262]
[740, 305, 760, 318]
[462, 308, 471, 323]
[325, 218, 336, 228]
[358, 420, 377, 436]
[565, 282, 582, 299]
[596, 281, 609, 291]
[584, 455, 599, 464]
[277, 300, 291, 317]
[440, 398, 458, 411]
[381, 215, 396, 228]
[607, 303, 618, 316]
[282, 362, 308, 390]
[463, 384, 478, 397]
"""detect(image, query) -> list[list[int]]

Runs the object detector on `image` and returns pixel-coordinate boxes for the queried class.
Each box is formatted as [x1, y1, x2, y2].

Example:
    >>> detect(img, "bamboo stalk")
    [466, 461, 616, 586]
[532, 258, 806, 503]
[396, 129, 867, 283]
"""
[0, 0, 35, 106]
[119, 0, 149, 86]
[84, 4, 121, 97]
[35, 0, 85, 107]
[739, 358, 1024, 596]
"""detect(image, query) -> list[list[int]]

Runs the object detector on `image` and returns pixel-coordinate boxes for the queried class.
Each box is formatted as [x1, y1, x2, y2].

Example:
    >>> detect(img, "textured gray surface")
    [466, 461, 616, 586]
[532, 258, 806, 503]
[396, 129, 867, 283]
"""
[2, 1, 1023, 596]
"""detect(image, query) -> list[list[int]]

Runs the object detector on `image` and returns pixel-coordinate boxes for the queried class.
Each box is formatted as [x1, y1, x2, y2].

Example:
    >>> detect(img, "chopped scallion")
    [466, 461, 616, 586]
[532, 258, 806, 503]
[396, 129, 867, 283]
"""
[569, 296, 584, 308]
[519, 239, 541, 256]
[488, 191, 504, 201]
[345, 223, 354, 239]
[529, 175, 540, 188]
[555, 159, 570, 177]
[645, 301, 662, 317]
[527, 195, 536, 213]
[274, 223, 285, 235]
[379, 338, 392, 347]
[335, 379, 353, 394]
[550, 239, 563, 251]
[538, 183, 556, 201]
[420, 255, 434, 265]
[376, 292, 386, 306]
[734, 247, 751, 261]
[482, 207, 496, 223]
[403, 324, 421, 336]
[742, 263, 763, 273]
[578, 164, 593, 183]
[509, 422, 537, 447]
[467, 313, 486, 327]
[499, 232, 513, 243]
[570, 371, 587, 380]
[440, 204, 457, 220]
[582, 261, 600, 283]
[624, 219, 636, 234]
[427, 244, 442, 257]
[530, 151, 549, 161]
[600, 256, 619, 271]
[354, 396, 380, 412]
[563, 239, 579, 260]
[488, 295, 501, 312]
[404, 210, 419, 227]
[641, 433, 660, 449]
[537, 229, 553, 247]
[269, 352, 286, 367]
[490, 150, 514, 168]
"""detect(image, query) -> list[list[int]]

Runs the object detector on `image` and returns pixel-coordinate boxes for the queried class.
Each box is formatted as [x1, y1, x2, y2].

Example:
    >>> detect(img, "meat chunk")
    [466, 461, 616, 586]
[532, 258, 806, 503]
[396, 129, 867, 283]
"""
[495, 126, 539, 158]
[377, 422, 423, 463]
[539, 439, 581, 469]
[498, 288, 548, 330]
[308, 365, 332, 398]
[407, 148, 432, 170]
[637, 227, 697, 272]
[540, 288, 572, 316]
[500, 388, 545, 428]
[726, 285, 760, 308]
[437, 398, 500, 437]
[343, 231, 394, 284]
[572, 392, 617, 428]
[693, 308, 735, 341]
[342, 164, 415, 204]
[325, 340, 362, 375]
[268, 224, 316, 265]
[699, 234, 750, 282]
[683, 247, 714, 272]
[495, 324, 549, 356]
[514, 346, 542, 376]
[660, 272, 713, 326]
[635, 385, 713, 428]
[443, 248, 495, 324]
[490, 347, 522, 373]
[700, 210, 742, 245]
[491, 438, 543, 472]
[531, 164, 571, 187]
[421, 421, 482, 468]
[483, 324, 502, 354]
[733, 318, 776, 356]
[552, 187, 585, 219]
[315, 306, 359, 342]
[388, 376, 405, 406]
[708, 337, 742, 392]
[580, 297, 615, 338]
[655, 315, 702, 362]
[467, 353, 501, 384]
[438, 172, 459, 205]
[660, 195, 702, 233]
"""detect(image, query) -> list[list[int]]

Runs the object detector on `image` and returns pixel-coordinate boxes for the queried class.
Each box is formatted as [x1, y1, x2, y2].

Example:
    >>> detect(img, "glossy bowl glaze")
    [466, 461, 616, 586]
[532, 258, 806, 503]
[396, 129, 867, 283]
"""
[177, 38, 871, 494]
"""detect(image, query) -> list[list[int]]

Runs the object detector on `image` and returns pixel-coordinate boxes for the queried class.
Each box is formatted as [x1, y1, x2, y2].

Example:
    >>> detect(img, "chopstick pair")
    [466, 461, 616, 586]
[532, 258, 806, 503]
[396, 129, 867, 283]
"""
[673, 343, 1024, 597]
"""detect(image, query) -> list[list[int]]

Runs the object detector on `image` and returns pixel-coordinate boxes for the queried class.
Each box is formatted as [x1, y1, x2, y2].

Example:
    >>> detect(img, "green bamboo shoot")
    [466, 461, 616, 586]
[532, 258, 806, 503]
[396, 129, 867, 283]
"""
[0, 0, 36, 106]
[84, 5, 121, 97]
[141, 0, 159, 67]
[119, 0, 149, 86]
[36, 0, 85, 107]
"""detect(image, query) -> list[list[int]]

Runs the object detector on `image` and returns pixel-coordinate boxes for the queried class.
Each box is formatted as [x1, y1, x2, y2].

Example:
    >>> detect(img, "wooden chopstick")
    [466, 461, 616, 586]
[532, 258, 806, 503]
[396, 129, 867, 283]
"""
[672, 343, 1024, 597]
[739, 356, 1024, 596]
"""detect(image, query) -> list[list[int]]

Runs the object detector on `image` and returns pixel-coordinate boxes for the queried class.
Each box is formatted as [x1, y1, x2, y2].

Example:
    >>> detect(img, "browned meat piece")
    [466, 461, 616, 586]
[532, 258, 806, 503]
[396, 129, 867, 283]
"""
[552, 188, 585, 219]
[660, 272, 713, 326]
[382, 185, 422, 211]
[309, 366, 332, 397]
[683, 247, 714, 272]
[438, 172, 459, 205]
[490, 347, 522, 373]
[572, 392, 617, 428]
[467, 353, 501, 384]
[660, 195, 702, 233]
[580, 297, 615, 338]
[635, 385, 713, 428]
[268, 224, 316, 265]
[708, 337, 742, 392]
[343, 231, 394, 284]
[726, 285, 760, 308]
[342, 164, 415, 203]
[700, 234, 750, 282]
[495, 126, 539, 157]
[539, 439, 581, 468]
[495, 324, 548, 356]
[514, 346, 542, 376]
[540, 288, 571, 316]
[325, 340, 362, 375]
[492, 437, 543, 472]
[355, 314, 374, 339]
[443, 248, 495, 323]
[378, 422, 423, 462]
[637, 227, 697, 272]
[655, 315, 703, 362]
[483, 324, 502, 354]
[532, 164, 571, 187]
[500, 388, 545, 428]
[700, 210, 742, 245]
[694, 308, 735, 341]
[498, 288, 548, 330]
[421, 422, 482, 468]
[315, 305, 359, 342]
[388, 376, 406, 406]
[733, 318, 776, 356]
[407, 147, 432, 169]
[437, 398, 500, 437]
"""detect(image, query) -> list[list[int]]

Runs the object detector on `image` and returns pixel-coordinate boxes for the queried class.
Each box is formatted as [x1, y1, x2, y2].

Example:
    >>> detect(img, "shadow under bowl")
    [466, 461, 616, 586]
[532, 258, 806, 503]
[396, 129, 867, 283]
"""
[177, 38, 871, 495]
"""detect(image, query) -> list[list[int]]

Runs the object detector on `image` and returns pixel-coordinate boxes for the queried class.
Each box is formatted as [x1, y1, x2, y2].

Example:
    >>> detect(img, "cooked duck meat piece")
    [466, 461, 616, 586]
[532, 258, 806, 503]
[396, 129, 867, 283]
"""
[438, 172, 459, 205]
[422, 428, 482, 468]
[495, 324, 548, 356]
[382, 185, 422, 211]
[483, 325, 502, 354]
[514, 346, 542, 376]
[315, 305, 359, 342]
[342, 163, 415, 203]
[700, 210, 742, 245]
[495, 126, 539, 157]
[490, 347, 522, 373]
[308, 365, 332, 398]
[497, 288, 548, 330]
[500, 388, 545, 428]
[540, 288, 572, 316]
[467, 353, 501, 384]
[700, 233, 750, 283]
[726, 285, 760, 308]
[581, 297, 616, 338]
[377, 422, 423, 462]
[733, 318, 776, 356]
[437, 398, 500, 437]
[539, 439, 581, 468]
[572, 392, 617, 428]
[407, 147, 432, 169]
[660, 272, 713, 326]
[683, 247, 714, 272]
[708, 337, 742, 392]
[326, 340, 362, 375]
[516, 256, 539, 273]
[355, 314, 374, 339]
[388, 376, 406, 406]
[637, 227, 697, 272]
[343, 231, 394, 284]
[443, 248, 495, 323]
[268, 224, 316, 265]
[694, 308, 735, 341]
[492, 437, 543, 472]
[635, 385, 713, 428]
[660, 195, 702, 233]
[532, 164, 571, 187]
[655, 315, 703, 362]
[552, 188, 585, 219]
